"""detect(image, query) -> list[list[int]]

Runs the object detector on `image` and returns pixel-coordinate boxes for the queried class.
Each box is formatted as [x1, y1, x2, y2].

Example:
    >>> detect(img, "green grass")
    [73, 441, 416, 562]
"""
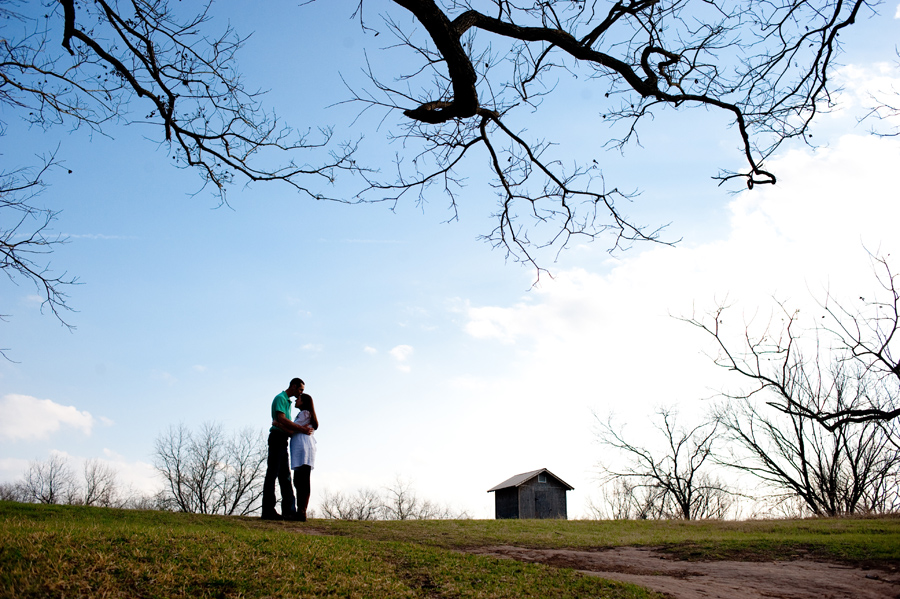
[4, 502, 900, 598]
[0, 502, 658, 599]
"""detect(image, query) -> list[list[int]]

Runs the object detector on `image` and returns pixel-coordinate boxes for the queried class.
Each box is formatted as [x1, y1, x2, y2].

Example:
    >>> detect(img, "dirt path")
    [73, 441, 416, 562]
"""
[468, 545, 900, 599]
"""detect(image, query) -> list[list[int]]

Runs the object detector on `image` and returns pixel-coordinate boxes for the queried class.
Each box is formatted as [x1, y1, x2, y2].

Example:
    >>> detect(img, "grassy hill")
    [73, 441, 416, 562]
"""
[2, 501, 899, 598]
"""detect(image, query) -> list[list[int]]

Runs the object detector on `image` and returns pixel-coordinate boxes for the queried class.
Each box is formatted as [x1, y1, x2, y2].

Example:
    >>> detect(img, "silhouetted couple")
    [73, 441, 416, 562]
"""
[262, 377, 319, 521]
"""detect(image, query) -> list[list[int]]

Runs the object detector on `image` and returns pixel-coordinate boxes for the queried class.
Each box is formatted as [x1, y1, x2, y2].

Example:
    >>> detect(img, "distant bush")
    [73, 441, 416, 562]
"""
[318, 477, 470, 520]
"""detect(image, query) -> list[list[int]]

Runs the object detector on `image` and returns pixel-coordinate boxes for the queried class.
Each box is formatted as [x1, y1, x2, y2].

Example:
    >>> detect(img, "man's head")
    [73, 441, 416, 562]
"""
[287, 377, 305, 398]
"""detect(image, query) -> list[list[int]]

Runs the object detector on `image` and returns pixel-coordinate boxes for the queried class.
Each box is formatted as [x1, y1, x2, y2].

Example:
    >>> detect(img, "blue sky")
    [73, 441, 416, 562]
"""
[2, 1, 900, 518]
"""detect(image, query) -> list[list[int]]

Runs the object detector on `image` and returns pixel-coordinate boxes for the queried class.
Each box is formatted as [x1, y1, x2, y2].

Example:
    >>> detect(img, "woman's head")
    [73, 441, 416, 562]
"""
[295, 393, 314, 411]
[296, 393, 319, 430]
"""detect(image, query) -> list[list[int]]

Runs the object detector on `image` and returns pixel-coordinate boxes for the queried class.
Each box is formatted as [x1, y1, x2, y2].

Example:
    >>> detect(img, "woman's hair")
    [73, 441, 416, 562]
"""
[299, 393, 319, 430]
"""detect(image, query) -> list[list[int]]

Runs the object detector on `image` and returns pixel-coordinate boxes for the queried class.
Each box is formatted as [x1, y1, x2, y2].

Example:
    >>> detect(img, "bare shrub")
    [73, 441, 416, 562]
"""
[319, 480, 471, 521]
[153, 422, 266, 515]
[19, 455, 76, 504]
[0, 481, 25, 502]
[595, 408, 733, 520]
[319, 488, 384, 520]
[80, 459, 120, 507]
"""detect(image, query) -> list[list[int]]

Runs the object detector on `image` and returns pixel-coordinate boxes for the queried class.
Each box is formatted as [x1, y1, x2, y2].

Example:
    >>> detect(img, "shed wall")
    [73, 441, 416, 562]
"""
[494, 487, 519, 519]
[518, 479, 568, 519]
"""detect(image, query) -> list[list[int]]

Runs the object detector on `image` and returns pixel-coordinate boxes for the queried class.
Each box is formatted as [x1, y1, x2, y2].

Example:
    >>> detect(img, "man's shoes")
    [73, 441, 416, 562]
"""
[261, 511, 283, 521]
[284, 512, 306, 522]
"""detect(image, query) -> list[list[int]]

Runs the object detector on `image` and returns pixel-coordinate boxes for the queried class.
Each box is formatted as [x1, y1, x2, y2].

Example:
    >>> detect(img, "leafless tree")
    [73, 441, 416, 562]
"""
[413, 499, 470, 520]
[339, 0, 875, 268]
[153, 422, 266, 515]
[382, 476, 421, 520]
[595, 408, 733, 519]
[153, 423, 195, 512]
[320, 481, 470, 520]
[381, 476, 469, 520]
[585, 478, 665, 520]
[2, 0, 355, 196]
[0, 481, 26, 502]
[685, 256, 900, 515]
[119, 488, 170, 511]
[1, 0, 357, 337]
[1, 0, 882, 334]
[714, 372, 900, 516]
[685, 254, 900, 429]
[862, 436, 900, 512]
[743, 494, 815, 519]
[860, 49, 900, 137]
[80, 458, 120, 507]
[19, 454, 77, 504]
[4, 456, 173, 510]
[319, 487, 385, 520]
[345, 488, 383, 520]
[0, 154, 75, 353]
[214, 426, 267, 516]
[8, 455, 128, 507]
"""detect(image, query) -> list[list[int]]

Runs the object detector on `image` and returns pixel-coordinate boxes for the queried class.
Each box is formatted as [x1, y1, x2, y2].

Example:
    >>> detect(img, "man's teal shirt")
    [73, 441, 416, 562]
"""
[270, 391, 292, 433]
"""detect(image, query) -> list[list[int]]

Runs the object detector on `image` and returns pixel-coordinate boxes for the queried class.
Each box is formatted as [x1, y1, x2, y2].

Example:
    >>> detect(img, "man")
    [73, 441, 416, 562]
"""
[262, 377, 314, 520]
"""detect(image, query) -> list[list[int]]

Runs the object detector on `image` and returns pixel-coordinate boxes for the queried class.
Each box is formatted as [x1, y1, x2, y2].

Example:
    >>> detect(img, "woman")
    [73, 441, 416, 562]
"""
[289, 392, 318, 521]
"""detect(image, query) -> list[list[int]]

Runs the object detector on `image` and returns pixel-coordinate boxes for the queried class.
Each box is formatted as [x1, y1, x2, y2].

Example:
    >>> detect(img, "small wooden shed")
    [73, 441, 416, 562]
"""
[487, 468, 573, 520]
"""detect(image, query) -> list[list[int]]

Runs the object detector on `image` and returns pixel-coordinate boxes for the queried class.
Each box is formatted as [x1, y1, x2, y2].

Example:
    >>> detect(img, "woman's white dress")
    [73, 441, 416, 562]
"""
[289, 410, 316, 469]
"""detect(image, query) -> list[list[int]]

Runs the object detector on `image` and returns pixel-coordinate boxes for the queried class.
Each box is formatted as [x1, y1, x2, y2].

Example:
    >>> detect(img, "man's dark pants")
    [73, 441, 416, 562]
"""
[262, 429, 296, 517]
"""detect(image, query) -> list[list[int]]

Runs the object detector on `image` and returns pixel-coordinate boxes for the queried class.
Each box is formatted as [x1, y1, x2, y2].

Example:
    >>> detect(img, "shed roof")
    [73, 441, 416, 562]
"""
[487, 468, 574, 492]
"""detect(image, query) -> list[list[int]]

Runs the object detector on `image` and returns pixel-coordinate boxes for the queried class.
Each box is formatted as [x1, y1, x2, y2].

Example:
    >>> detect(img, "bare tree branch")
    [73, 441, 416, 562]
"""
[153, 422, 266, 515]
[2, 0, 885, 341]
[683, 254, 900, 515]
[713, 369, 900, 516]
[594, 407, 733, 519]
[1, 0, 361, 345]
[81, 458, 120, 507]
[683, 253, 900, 429]
[0, 151, 76, 354]
[340, 0, 873, 268]
[19, 454, 76, 504]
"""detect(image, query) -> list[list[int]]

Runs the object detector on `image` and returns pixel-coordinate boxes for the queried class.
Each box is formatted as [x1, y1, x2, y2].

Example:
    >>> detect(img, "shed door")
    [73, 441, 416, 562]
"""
[535, 490, 552, 518]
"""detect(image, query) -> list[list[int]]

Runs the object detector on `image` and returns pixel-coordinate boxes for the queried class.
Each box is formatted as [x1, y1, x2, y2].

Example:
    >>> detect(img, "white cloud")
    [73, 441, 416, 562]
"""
[464, 133, 900, 373]
[465, 303, 530, 343]
[0, 457, 29, 482]
[389, 345, 414, 372]
[0, 394, 96, 441]
[456, 132, 900, 516]
[96, 451, 161, 496]
[895, 3, 899, 18]
[829, 62, 900, 130]
[102, 448, 124, 460]
[363, 346, 378, 355]
[192, 364, 207, 373]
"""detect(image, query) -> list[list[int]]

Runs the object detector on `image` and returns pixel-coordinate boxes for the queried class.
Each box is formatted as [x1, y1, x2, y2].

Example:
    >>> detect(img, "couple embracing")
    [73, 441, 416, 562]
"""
[262, 377, 318, 521]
